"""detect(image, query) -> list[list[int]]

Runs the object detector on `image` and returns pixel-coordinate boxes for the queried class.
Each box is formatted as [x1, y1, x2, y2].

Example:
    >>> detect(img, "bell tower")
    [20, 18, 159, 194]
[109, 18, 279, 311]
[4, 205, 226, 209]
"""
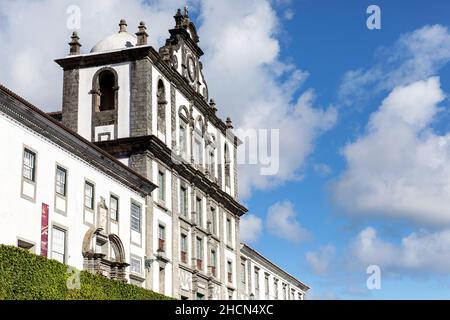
[56, 19, 153, 142]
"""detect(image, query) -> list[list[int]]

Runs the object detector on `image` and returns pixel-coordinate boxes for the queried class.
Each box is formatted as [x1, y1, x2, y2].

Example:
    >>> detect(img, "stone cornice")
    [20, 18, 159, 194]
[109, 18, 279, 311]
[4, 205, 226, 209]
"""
[0, 84, 157, 197]
[240, 244, 310, 292]
[95, 136, 248, 217]
[54, 46, 242, 146]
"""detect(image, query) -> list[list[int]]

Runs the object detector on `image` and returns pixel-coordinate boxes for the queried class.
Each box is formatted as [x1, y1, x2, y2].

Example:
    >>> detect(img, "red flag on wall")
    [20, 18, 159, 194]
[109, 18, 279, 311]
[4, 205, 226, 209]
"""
[40, 203, 49, 257]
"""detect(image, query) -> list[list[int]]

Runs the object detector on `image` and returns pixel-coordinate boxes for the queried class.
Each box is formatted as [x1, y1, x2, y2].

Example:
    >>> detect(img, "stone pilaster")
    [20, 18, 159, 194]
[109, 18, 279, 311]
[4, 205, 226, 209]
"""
[130, 58, 152, 137]
[218, 205, 226, 299]
[171, 84, 177, 149]
[172, 170, 180, 298]
[61, 69, 79, 132]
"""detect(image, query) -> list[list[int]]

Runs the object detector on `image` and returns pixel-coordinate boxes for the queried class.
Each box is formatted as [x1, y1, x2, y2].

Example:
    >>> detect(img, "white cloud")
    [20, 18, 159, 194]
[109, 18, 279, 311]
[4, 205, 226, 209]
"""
[266, 200, 310, 243]
[240, 214, 263, 243]
[313, 163, 332, 177]
[0, 0, 337, 200]
[333, 77, 450, 226]
[350, 227, 450, 274]
[198, 0, 337, 199]
[306, 244, 335, 275]
[339, 24, 450, 107]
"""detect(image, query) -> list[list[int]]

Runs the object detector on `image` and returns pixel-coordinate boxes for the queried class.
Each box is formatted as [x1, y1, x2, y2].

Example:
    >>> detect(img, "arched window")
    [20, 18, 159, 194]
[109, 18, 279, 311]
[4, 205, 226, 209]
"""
[224, 143, 231, 188]
[178, 106, 189, 157]
[157, 79, 167, 137]
[98, 70, 116, 111]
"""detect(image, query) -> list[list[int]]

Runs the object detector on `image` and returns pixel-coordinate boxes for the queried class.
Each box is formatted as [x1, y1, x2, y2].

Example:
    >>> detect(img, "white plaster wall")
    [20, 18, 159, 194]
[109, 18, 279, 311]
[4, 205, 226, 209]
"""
[0, 112, 146, 281]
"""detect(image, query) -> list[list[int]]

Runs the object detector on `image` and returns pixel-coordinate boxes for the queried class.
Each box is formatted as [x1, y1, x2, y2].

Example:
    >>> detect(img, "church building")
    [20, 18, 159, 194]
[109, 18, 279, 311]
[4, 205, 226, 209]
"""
[0, 8, 308, 300]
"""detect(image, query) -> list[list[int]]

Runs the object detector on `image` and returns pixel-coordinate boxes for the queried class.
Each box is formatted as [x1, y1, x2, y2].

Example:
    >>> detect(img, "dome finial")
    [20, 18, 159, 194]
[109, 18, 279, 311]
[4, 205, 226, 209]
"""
[119, 19, 127, 33]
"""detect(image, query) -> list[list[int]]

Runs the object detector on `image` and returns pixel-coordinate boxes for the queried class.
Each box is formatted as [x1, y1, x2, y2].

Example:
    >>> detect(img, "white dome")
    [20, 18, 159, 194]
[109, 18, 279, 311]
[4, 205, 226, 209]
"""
[91, 31, 137, 53]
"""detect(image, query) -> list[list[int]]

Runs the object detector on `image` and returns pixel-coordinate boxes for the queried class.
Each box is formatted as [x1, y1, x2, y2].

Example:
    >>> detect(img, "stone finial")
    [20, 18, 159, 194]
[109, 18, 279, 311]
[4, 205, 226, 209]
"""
[209, 99, 217, 113]
[226, 117, 233, 129]
[184, 5, 189, 18]
[136, 21, 148, 46]
[68, 31, 81, 56]
[159, 45, 171, 64]
[174, 8, 183, 28]
[119, 19, 128, 33]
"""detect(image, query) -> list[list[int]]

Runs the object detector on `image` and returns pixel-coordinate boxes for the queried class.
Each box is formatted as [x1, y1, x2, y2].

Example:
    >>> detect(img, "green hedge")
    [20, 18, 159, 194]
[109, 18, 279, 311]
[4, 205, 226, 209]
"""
[0, 245, 172, 300]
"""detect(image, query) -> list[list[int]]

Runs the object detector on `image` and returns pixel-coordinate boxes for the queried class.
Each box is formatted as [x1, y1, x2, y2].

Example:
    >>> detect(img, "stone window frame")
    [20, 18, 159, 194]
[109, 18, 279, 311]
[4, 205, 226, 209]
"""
[90, 67, 120, 141]
[208, 245, 218, 278]
[178, 105, 190, 159]
[193, 115, 205, 167]
[226, 259, 233, 285]
[264, 272, 270, 299]
[50, 222, 69, 264]
[157, 167, 166, 204]
[208, 201, 218, 236]
[130, 198, 143, 248]
[108, 192, 120, 227]
[157, 221, 167, 253]
[130, 199, 142, 234]
[179, 180, 189, 219]
[240, 259, 247, 286]
[54, 162, 68, 216]
[156, 77, 168, 140]
[17, 237, 36, 253]
[83, 179, 95, 211]
[180, 230, 189, 265]
[20, 145, 38, 203]
[129, 254, 143, 276]
[194, 192, 204, 229]
[226, 214, 233, 248]
[224, 142, 231, 189]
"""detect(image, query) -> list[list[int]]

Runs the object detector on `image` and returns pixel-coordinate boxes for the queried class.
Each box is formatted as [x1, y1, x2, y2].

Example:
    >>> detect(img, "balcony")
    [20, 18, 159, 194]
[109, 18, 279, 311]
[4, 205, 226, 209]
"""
[181, 251, 187, 264]
[158, 239, 165, 252]
[209, 266, 216, 277]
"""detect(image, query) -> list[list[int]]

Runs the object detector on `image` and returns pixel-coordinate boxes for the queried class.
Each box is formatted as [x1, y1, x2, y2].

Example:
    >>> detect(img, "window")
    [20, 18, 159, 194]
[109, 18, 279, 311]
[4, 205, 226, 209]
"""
[158, 224, 166, 252]
[180, 233, 187, 263]
[179, 123, 187, 155]
[158, 170, 165, 202]
[210, 249, 217, 277]
[17, 239, 34, 252]
[110, 195, 119, 221]
[51, 226, 66, 263]
[255, 269, 260, 296]
[208, 149, 215, 177]
[180, 186, 188, 217]
[196, 197, 203, 227]
[194, 138, 202, 165]
[130, 257, 142, 274]
[196, 237, 203, 269]
[196, 293, 205, 300]
[55, 166, 67, 196]
[240, 262, 246, 285]
[98, 70, 115, 111]
[23, 149, 36, 181]
[131, 203, 141, 232]
[224, 144, 231, 188]
[210, 207, 217, 235]
[84, 182, 94, 209]
[283, 284, 287, 300]
[226, 217, 232, 244]
[157, 80, 166, 135]
[265, 274, 270, 299]
[274, 280, 279, 299]
[227, 260, 233, 284]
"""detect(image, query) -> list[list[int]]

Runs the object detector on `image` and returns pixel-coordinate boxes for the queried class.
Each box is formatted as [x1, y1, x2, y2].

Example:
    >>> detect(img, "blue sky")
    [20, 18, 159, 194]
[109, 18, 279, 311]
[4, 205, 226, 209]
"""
[2, 0, 450, 299]
[236, 0, 450, 299]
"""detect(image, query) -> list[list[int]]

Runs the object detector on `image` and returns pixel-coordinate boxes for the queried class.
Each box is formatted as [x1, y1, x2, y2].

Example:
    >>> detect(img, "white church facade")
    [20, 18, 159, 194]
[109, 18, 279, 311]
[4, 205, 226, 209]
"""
[0, 8, 308, 300]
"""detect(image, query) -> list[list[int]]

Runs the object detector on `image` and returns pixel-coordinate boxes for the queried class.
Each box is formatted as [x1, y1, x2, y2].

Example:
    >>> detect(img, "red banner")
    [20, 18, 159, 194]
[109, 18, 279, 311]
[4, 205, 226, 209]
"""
[40, 203, 49, 257]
